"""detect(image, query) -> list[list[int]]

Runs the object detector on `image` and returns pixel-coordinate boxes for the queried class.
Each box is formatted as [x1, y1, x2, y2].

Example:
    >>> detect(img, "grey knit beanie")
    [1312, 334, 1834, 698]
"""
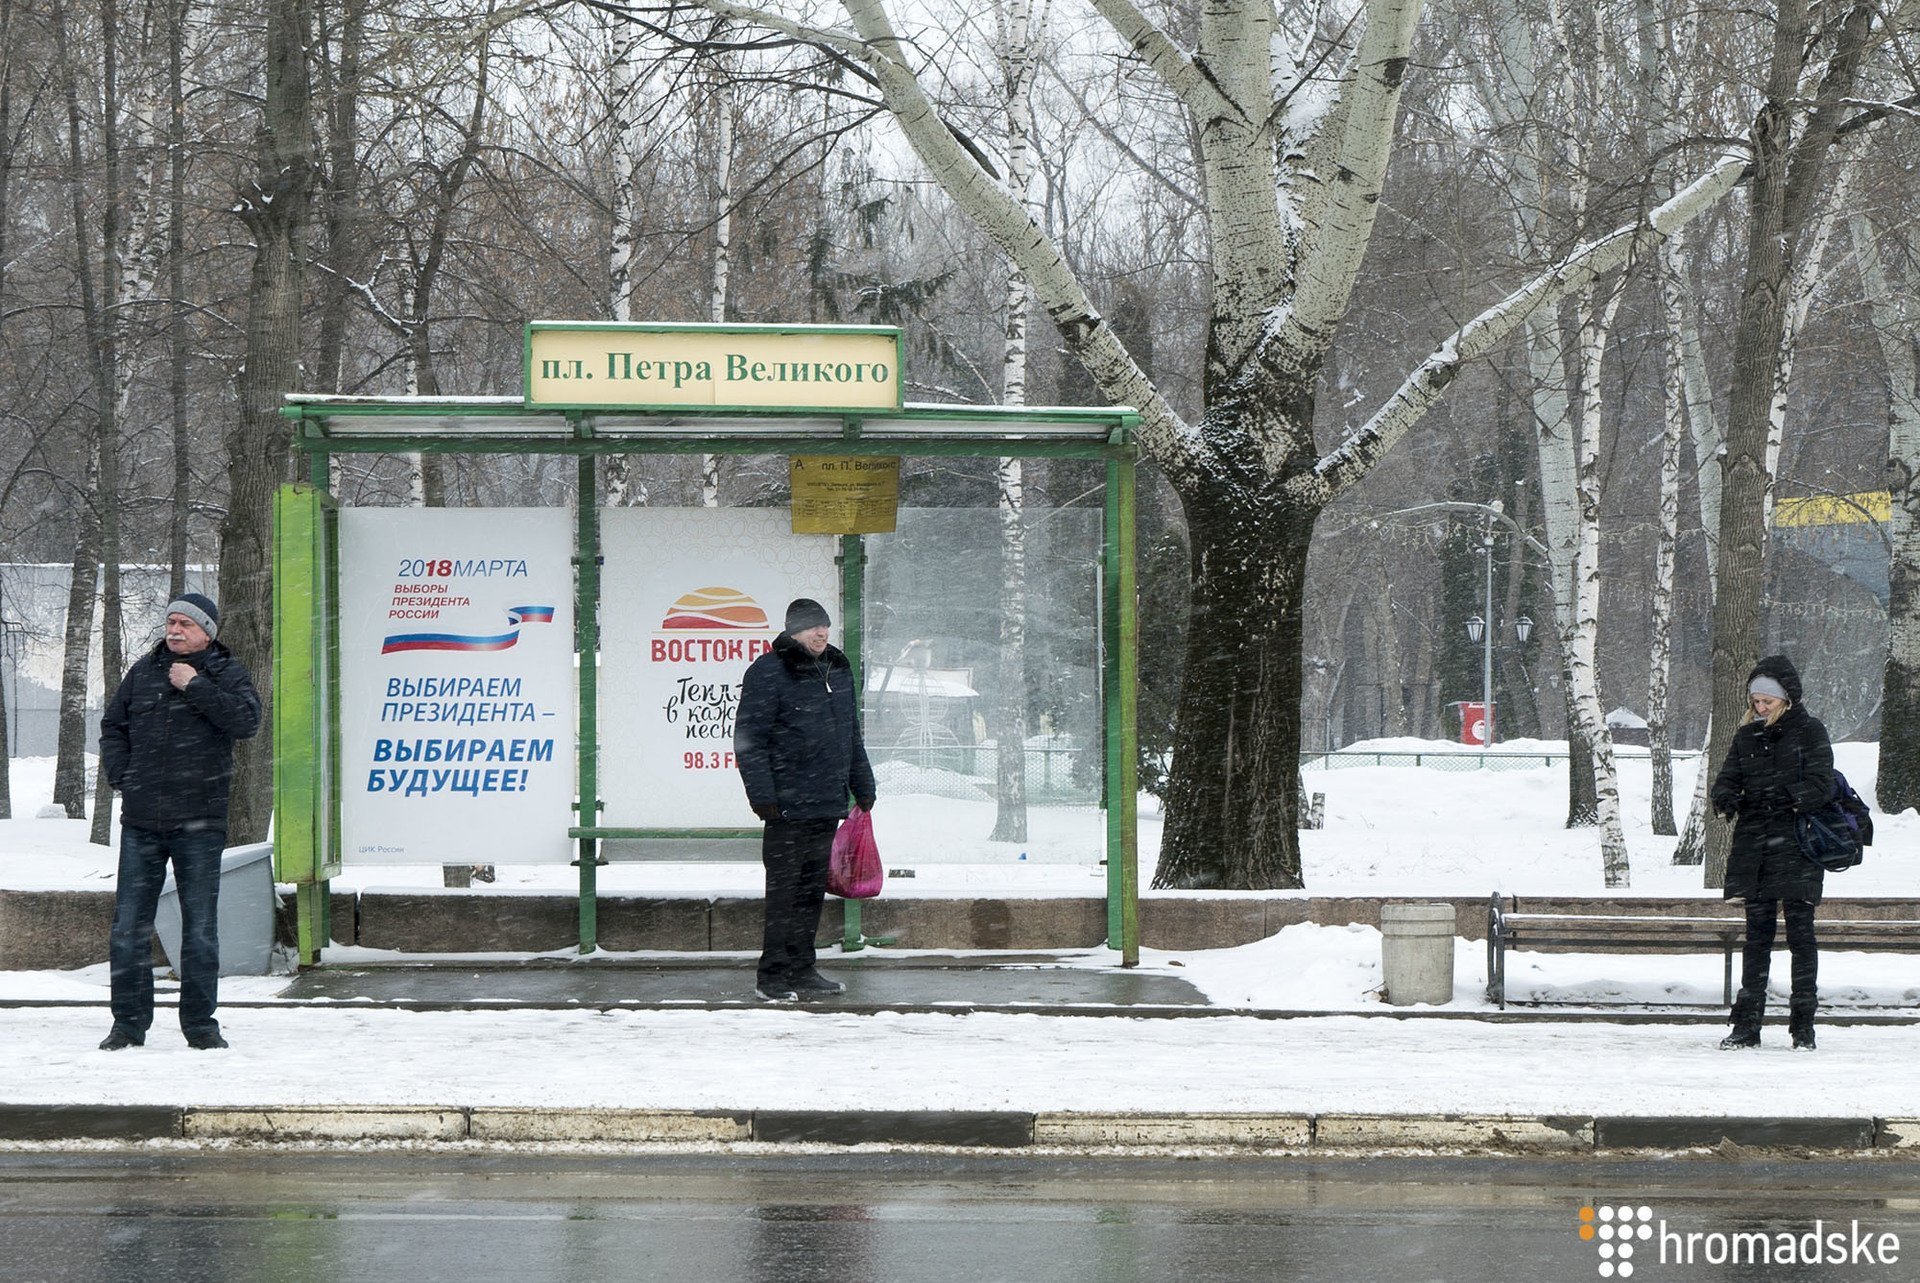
[166, 593, 219, 640]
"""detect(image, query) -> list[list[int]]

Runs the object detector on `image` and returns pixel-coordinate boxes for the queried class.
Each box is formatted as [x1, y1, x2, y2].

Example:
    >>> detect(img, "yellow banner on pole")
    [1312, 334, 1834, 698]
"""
[789, 456, 900, 534]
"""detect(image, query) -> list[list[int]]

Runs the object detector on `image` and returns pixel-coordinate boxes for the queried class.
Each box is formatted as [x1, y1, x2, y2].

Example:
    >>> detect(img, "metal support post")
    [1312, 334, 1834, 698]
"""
[1482, 530, 1495, 747]
[839, 533, 868, 952]
[1102, 455, 1140, 966]
[575, 454, 602, 952]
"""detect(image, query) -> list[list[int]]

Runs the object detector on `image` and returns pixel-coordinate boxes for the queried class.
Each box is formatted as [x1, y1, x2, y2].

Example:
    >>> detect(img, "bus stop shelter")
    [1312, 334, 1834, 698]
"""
[271, 322, 1142, 970]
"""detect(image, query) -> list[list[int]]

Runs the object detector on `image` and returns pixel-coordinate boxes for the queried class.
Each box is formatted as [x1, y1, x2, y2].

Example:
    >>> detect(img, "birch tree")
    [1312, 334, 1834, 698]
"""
[1564, 264, 1632, 884]
[701, 39, 733, 508]
[602, 7, 663, 506]
[636, 0, 1758, 886]
[1647, 227, 1687, 835]
[988, 0, 1045, 843]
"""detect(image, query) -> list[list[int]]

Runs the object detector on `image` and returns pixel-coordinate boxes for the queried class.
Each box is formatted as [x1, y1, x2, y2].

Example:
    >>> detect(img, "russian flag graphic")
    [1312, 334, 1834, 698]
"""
[382, 605, 556, 654]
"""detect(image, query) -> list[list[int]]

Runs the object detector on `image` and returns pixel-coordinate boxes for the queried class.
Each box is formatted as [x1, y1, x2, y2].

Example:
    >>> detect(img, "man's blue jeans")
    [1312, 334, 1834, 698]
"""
[109, 824, 225, 1036]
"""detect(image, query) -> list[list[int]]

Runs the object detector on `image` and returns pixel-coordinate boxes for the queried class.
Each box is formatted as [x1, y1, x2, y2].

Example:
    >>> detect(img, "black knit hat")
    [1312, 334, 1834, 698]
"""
[166, 592, 220, 640]
[784, 598, 831, 633]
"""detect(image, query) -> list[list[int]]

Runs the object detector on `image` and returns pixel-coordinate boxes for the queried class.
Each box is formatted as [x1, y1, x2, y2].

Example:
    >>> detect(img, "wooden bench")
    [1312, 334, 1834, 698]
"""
[1485, 894, 1920, 1009]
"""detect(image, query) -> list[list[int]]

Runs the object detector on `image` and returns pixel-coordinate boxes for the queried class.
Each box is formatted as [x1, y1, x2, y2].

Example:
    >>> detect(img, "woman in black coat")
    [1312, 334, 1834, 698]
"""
[1709, 654, 1831, 1050]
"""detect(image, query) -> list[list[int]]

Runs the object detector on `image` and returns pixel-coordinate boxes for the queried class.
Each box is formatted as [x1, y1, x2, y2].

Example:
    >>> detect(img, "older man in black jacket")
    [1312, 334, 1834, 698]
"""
[735, 598, 876, 1002]
[98, 593, 261, 1051]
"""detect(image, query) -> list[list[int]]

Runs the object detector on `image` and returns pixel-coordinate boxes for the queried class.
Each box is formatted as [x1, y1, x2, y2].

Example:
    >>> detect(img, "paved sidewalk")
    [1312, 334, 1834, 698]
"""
[4, 983, 1918, 1155]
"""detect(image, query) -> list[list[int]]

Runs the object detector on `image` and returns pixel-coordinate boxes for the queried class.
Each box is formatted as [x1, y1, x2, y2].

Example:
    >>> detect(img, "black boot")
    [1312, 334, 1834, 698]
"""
[1789, 997, 1816, 1051]
[1720, 989, 1765, 1049]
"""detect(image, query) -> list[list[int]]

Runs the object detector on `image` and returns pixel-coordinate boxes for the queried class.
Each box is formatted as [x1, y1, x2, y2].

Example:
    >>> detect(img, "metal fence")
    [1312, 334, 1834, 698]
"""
[1303, 749, 1703, 772]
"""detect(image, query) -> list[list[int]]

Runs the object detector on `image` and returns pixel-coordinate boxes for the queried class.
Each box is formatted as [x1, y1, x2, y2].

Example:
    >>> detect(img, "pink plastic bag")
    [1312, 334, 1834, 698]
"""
[828, 809, 883, 899]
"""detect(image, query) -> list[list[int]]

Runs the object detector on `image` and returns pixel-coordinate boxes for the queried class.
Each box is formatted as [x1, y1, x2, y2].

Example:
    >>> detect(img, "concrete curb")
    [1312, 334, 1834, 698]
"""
[0, 1104, 183, 1142]
[12, 996, 1920, 1024]
[5, 1107, 1918, 1152]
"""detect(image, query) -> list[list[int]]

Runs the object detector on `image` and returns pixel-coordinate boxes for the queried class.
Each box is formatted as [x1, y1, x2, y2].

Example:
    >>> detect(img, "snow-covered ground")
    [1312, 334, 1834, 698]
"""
[3, 1003, 1916, 1117]
[3, 742, 1915, 1119]
[6, 739, 1914, 897]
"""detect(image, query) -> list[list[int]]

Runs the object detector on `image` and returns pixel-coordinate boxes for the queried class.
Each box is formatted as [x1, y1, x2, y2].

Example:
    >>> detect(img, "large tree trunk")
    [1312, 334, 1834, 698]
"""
[221, 0, 313, 844]
[1857, 215, 1920, 813]
[1702, 0, 1876, 887]
[1153, 478, 1314, 889]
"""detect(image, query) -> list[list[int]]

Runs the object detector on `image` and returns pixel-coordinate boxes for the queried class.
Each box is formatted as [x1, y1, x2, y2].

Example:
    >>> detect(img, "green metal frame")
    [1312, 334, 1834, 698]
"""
[277, 395, 1142, 964]
[272, 481, 342, 966]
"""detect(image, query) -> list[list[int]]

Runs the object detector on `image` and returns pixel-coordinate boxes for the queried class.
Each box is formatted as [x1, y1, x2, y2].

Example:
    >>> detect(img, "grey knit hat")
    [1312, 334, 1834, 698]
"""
[166, 593, 219, 640]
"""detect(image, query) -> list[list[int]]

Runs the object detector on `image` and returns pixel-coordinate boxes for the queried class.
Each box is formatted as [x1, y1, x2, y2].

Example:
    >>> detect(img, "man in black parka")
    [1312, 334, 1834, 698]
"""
[97, 593, 261, 1050]
[735, 598, 876, 1002]
[1710, 654, 1831, 1050]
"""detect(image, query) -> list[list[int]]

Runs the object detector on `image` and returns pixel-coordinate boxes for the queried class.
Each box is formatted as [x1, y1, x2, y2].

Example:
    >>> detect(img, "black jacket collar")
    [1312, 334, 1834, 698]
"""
[773, 631, 849, 674]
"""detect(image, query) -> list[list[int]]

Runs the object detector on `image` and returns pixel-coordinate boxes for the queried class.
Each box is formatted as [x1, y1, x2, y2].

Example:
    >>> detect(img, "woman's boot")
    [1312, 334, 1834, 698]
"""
[1789, 996, 1817, 1051]
[1720, 989, 1765, 1049]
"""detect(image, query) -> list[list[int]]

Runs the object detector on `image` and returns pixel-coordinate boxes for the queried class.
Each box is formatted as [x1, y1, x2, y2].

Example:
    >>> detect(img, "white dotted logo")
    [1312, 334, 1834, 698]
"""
[1579, 1204, 1654, 1277]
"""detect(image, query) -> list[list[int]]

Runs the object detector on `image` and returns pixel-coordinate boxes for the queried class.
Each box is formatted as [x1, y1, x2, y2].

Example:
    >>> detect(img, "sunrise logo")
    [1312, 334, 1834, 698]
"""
[661, 586, 768, 630]
[1579, 1204, 1654, 1277]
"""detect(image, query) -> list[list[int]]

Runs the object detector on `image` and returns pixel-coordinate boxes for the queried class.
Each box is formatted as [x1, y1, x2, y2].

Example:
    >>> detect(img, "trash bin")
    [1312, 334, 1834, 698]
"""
[154, 842, 276, 977]
[1379, 902, 1456, 1005]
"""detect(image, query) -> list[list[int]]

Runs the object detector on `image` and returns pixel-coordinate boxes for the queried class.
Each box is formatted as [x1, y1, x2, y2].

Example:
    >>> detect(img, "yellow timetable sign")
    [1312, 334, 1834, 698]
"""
[789, 456, 901, 534]
[525, 323, 902, 411]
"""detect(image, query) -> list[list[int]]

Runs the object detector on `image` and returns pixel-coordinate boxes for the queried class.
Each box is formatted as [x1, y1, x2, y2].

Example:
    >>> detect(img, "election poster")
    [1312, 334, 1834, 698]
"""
[338, 509, 575, 865]
[599, 509, 838, 829]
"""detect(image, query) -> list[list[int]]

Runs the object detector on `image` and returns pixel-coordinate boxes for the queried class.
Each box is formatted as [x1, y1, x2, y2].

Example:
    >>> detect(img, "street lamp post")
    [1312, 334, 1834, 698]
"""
[1462, 530, 1536, 749]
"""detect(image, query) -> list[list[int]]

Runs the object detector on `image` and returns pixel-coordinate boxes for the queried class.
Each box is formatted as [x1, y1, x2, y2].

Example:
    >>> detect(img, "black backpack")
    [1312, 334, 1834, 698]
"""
[1795, 768, 1873, 873]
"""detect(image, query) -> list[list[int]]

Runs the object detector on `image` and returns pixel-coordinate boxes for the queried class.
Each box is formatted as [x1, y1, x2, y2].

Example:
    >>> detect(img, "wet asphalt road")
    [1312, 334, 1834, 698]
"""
[4, 1150, 1920, 1283]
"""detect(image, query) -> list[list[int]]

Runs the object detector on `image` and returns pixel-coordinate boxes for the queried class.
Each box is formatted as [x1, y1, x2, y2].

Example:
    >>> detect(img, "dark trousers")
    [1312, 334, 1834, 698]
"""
[758, 818, 839, 986]
[1740, 897, 1818, 1003]
[109, 824, 225, 1035]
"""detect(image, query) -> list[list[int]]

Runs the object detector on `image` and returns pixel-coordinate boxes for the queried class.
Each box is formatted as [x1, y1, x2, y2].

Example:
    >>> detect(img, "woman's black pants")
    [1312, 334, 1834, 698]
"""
[1739, 898, 1818, 1002]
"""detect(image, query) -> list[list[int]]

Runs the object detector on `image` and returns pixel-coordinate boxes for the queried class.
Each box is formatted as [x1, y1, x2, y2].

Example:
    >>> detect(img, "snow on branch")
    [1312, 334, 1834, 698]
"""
[1082, 0, 1224, 119]
[1307, 149, 1751, 503]
[1840, 95, 1920, 126]
[820, 0, 1199, 475]
[1279, 0, 1421, 355]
